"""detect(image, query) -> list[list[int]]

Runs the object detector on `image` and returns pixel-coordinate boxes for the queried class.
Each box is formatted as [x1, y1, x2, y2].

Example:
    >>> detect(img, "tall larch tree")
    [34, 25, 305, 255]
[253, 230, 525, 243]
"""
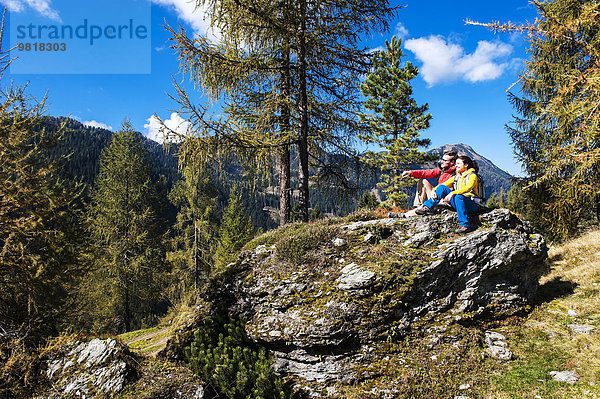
[166, 0, 295, 225]
[0, 86, 85, 340]
[0, 8, 84, 343]
[0, 11, 85, 393]
[168, 0, 397, 223]
[85, 121, 167, 333]
[470, 0, 600, 239]
[360, 36, 432, 207]
[290, 0, 399, 221]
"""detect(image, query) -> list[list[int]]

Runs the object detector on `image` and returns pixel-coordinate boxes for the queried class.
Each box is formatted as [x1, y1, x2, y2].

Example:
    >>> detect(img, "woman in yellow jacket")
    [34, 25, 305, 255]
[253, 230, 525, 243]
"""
[415, 155, 480, 233]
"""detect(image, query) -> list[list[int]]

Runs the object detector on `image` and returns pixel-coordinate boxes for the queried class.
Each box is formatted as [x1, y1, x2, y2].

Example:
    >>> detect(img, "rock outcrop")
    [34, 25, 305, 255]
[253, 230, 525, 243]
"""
[40, 338, 137, 398]
[38, 336, 205, 399]
[216, 208, 547, 393]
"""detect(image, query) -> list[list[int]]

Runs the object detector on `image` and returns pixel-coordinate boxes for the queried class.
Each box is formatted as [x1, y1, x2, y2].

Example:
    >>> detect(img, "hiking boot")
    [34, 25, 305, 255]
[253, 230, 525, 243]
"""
[455, 226, 474, 234]
[415, 206, 434, 215]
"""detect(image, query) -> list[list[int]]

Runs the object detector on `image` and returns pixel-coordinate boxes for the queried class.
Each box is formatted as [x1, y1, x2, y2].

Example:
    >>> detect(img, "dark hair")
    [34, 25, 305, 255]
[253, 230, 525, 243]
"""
[443, 150, 457, 162]
[457, 155, 478, 172]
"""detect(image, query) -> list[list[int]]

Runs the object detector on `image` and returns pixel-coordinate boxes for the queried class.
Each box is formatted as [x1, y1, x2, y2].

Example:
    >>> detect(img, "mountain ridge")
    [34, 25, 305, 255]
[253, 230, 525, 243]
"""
[424, 143, 513, 198]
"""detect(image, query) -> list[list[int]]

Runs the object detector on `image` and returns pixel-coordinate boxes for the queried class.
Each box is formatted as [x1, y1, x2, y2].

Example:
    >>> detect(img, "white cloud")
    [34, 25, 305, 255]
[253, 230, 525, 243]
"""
[368, 45, 385, 54]
[1, 0, 61, 21]
[394, 22, 409, 39]
[404, 35, 513, 86]
[0, 0, 23, 12]
[508, 57, 525, 73]
[144, 112, 190, 143]
[83, 120, 113, 131]
[151, 0, 220, 41]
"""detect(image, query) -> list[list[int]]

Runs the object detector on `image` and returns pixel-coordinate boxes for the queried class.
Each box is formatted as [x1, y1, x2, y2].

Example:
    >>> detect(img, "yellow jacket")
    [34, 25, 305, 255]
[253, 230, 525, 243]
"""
[439, 168, 479, 197]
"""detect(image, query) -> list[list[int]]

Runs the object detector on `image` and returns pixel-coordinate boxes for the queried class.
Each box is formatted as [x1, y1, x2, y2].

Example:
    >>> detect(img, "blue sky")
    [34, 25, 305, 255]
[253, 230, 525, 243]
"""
[2, 0, 538, 176]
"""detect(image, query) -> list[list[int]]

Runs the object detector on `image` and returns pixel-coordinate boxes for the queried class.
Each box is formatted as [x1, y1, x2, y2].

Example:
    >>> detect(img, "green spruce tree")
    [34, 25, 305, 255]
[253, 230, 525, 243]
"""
[167, 162, 218, 297]
[360, 36, 432, 207]
[358, 192, 380, 210]
[485, 189, 506, 209]
[84, 121, 167, 333]
[214, 187, 255, 271]
[310, 205, 322, 221]
[290, 202, 301, 222]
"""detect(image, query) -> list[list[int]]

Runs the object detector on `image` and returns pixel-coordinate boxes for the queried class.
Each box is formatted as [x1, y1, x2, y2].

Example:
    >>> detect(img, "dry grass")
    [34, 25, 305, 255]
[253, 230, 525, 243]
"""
[487, 229, 600, 398]
[546, 229, 600, 287]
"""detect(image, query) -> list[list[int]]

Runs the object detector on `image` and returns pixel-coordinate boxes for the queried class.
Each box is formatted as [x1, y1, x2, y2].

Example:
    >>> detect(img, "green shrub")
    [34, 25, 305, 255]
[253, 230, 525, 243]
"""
[184, 309, 294, 399]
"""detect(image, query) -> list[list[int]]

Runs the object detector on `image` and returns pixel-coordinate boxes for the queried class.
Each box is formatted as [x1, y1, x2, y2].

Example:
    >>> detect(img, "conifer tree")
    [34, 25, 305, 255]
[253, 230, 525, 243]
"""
[84, 121, 167, 332]
[168, 162, 218, 295]
[485, 189, 506, 209]
[290, 202, 301, 223]
[166, 1, 295, 226]
[0, 11, 84, 341]
[310, 205, 322, 221]
[358, 192, 380, 210]
[214, 187, 254, 270]
[168, 0, 396, 222]
[360, 36, 432, 207]
[471, 0, 600, 239]
[0, 85, 85, 340]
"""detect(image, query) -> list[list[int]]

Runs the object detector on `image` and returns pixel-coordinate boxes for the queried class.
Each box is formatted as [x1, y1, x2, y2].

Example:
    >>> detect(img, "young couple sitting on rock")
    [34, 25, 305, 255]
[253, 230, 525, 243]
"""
[392, 150, 483, 234]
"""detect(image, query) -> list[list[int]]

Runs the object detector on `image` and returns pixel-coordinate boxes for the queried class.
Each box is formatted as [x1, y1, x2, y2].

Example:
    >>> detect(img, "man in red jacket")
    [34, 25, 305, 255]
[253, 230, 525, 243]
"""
[402, 150, 457, 208]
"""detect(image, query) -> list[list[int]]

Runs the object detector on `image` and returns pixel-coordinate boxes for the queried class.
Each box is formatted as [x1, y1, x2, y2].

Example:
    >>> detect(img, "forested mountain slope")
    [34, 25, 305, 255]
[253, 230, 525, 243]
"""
[42, 117, 513, 227]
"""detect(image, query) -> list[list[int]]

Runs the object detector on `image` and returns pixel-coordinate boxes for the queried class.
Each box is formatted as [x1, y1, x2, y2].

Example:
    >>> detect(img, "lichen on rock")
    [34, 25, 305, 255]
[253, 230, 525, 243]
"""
[40, 338, 138, 398]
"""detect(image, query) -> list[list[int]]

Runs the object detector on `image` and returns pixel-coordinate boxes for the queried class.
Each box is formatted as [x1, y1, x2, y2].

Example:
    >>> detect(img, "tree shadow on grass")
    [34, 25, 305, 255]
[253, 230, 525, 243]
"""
[534, 276, 577, 305]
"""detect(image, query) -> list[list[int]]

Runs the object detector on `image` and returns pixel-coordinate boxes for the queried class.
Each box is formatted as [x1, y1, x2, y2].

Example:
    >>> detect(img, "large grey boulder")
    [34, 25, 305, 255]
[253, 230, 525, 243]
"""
[39, 336, 206, 398]
[40, 338, 137, 398]
[220, 209, 546, 393]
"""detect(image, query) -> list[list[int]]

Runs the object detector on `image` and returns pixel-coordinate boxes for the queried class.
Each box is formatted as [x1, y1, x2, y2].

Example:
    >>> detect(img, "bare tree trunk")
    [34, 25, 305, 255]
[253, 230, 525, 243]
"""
[297, 0, 310, 223]
[279, 43, 291, 225]
[278, 147, 291, 225]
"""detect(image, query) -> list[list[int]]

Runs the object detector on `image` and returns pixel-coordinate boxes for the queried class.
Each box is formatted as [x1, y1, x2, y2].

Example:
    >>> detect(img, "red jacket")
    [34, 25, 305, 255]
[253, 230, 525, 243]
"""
[410, 165, 456, 184]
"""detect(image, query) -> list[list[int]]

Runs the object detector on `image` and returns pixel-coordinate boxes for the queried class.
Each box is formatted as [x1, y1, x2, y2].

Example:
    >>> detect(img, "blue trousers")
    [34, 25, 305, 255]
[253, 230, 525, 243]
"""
[423, 185, 478, 227]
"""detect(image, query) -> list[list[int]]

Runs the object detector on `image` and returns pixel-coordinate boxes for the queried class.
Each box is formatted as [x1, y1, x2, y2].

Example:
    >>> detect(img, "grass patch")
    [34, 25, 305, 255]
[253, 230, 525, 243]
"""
[127, 331, 169, 349]
[486, 229, 600, 398]
[490, 330, 569, 396]
[274, 222, 340, 265]
[118, 326, 171, 356]
[342, 208, 380, 223]
[118, 326, 162, 343]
